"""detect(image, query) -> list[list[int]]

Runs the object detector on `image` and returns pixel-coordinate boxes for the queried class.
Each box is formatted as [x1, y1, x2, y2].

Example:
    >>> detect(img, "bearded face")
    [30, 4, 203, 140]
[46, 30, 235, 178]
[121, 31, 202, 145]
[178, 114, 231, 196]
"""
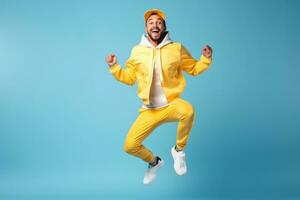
[145, 14, 166, 42]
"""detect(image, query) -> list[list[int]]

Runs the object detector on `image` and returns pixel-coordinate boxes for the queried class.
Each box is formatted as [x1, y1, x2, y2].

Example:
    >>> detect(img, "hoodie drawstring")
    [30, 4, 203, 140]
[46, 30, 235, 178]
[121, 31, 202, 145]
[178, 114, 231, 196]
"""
[149, 48, 154, 82]
[157, 49, 163, 82]
[148, 47, 163, 83]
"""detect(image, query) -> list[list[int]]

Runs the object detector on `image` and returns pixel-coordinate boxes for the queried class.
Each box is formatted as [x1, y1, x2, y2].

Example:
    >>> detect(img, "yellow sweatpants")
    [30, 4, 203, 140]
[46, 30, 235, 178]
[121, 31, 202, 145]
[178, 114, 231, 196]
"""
[124, 98, 195, 163]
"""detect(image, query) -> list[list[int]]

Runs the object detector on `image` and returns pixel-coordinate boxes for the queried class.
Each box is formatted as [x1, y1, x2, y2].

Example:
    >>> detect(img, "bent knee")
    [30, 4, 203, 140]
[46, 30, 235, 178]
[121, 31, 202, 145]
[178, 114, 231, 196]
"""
[179, 103, 195, 120]
[123, 140, 139, 154]
[185, 106, 194, 118]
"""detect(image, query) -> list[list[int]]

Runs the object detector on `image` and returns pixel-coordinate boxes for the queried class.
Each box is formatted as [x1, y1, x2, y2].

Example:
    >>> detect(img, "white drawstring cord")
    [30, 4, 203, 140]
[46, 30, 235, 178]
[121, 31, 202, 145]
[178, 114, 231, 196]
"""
[148, 47, 154, 82]
[157, 48, 163, 82]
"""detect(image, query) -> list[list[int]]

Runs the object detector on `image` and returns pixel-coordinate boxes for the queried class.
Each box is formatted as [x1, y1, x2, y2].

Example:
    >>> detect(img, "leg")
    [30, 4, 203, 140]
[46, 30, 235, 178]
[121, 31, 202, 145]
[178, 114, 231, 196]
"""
[163, 98, 195, 175]
[123, 109, 162, 163]
[165, 98, 195, 150]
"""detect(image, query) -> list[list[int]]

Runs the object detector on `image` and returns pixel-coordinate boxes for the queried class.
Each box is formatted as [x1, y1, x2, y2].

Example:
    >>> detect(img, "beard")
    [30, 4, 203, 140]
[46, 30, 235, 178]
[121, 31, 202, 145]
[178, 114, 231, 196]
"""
[147, 30, 167, 42]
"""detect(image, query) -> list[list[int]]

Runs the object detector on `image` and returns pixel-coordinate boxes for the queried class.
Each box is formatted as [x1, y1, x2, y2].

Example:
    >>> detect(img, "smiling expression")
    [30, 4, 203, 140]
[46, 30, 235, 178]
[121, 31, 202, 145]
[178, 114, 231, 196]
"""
[145, 14, 166, 43]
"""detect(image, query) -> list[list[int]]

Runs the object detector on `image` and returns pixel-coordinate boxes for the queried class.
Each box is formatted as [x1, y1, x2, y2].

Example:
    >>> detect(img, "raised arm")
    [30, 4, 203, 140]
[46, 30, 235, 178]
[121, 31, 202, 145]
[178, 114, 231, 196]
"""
[180, 45, 213, 76]
[106, 54, 137, 86]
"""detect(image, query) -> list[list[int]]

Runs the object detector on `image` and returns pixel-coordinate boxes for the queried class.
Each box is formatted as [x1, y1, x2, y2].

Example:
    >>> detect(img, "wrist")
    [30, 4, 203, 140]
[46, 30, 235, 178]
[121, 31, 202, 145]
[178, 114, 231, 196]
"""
[109, 63, 118, 67]
[202, 54, 212, 59]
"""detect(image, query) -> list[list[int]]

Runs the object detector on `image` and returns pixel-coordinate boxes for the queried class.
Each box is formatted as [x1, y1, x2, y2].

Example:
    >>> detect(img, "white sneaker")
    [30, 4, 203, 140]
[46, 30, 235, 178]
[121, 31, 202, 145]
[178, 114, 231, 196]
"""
[171, 146, 187, 175]
[143, 157, 164, 185]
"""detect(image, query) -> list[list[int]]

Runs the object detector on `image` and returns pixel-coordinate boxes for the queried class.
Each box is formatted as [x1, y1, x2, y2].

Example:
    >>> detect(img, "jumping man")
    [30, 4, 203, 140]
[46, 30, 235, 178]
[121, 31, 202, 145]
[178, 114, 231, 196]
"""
[106, 9, 213, 185]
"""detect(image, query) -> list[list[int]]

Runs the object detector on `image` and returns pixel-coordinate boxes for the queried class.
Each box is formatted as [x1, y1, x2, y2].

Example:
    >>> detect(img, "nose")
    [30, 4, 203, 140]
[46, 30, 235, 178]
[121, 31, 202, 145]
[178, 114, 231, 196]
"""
[153, 24, 160, 30]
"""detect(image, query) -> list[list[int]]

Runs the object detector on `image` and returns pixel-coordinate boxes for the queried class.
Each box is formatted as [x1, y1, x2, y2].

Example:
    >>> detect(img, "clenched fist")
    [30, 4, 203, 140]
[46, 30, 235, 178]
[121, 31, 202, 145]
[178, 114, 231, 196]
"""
[106, 54, 117, 67]
[202, 45, 213, 58]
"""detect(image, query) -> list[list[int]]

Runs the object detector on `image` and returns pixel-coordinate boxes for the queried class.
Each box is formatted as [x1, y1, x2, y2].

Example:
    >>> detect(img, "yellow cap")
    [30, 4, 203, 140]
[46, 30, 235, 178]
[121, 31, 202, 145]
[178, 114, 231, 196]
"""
[144, 9, 166, 21]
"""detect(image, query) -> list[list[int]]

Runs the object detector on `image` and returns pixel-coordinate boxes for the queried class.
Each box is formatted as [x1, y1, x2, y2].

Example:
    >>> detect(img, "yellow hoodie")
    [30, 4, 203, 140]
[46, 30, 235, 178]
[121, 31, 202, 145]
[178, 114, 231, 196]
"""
[109, 33, 212, 106]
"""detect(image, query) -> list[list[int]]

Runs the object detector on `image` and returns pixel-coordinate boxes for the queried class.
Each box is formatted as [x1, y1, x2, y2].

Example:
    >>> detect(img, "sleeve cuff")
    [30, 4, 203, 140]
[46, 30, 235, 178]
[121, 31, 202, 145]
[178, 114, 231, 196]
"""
[200, 55, 212, 65]
[109, 64, 121, 73]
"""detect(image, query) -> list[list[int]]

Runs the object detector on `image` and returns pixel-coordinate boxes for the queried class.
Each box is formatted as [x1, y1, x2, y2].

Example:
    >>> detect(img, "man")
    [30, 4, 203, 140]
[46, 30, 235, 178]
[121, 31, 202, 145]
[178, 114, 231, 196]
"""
[106, 9, 212, 185]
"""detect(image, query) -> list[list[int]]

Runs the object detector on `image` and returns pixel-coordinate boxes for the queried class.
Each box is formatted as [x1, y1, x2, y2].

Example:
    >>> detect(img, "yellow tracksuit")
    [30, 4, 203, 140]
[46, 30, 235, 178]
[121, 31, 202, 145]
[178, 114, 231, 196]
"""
[109, 34, 212, 163]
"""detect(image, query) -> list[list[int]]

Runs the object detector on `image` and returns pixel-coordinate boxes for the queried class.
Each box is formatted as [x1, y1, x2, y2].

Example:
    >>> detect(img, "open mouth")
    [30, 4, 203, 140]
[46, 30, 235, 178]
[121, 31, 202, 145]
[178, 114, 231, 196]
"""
[151, 29, 160, 34]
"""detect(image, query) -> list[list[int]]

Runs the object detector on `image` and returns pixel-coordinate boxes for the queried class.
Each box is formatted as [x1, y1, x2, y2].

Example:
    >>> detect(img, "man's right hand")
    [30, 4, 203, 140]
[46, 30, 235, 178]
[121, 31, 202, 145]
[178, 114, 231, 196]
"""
[106, 54, 117, 67]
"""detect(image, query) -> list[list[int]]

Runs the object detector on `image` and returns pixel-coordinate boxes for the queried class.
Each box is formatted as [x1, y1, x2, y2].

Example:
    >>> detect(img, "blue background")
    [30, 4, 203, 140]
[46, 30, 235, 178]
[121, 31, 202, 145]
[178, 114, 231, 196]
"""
[1, 0, 300, 199]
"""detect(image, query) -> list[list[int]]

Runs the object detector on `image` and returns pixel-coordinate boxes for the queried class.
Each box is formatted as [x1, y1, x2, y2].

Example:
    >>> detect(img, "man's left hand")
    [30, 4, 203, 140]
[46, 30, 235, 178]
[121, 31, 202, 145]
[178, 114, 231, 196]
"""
[202, 45, 213, 58]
